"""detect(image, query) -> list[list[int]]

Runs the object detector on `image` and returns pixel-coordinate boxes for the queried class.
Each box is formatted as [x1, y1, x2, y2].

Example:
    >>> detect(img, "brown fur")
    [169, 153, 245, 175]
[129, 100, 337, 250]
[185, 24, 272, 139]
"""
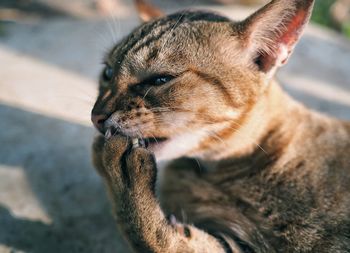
[91, 0, 350, 252]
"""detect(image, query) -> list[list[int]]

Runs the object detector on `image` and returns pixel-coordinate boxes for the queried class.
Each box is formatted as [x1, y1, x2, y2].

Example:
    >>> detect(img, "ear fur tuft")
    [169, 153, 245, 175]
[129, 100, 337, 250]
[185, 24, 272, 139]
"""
[241, 0, 314, 73]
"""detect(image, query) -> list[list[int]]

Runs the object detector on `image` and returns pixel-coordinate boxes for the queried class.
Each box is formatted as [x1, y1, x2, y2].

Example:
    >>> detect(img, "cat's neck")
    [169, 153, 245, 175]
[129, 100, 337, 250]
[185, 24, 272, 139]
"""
[196, 80, 306, 164]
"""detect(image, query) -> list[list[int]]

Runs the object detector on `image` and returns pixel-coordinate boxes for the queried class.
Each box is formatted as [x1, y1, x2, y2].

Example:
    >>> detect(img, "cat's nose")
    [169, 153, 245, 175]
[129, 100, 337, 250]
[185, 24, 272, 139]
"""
[91, 114, 108, 133]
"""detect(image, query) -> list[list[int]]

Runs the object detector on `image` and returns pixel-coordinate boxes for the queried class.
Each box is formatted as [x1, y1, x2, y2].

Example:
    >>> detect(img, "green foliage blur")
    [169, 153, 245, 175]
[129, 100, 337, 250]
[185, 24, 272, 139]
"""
[312, 0, 350, 38]
[343, 23, 350, 37]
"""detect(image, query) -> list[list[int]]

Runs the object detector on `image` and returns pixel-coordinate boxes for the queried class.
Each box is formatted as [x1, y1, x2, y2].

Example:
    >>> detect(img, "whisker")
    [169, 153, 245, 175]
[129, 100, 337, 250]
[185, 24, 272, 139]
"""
[105, 13, 117, 44]
[143, 87, 153, 100]
[150, 133, 159, 146]
[159, 0, 200, 55]
[194, 157, 203, 173]
[121, 101, 267, 155]
[150, 107, 268, 155]
[158, 13, 185, 54]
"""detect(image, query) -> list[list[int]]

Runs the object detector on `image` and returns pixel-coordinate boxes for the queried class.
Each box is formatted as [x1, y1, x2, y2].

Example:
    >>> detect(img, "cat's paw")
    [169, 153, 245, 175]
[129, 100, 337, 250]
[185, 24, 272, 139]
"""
[124, 145, 157, 193]
[92, 135, 107, 177]
[100, 135, 157, 194]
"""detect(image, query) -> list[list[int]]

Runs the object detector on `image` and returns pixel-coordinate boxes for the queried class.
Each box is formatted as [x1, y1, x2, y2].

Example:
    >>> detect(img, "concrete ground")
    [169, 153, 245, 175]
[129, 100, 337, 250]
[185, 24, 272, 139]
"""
[0, 1, 349, 252]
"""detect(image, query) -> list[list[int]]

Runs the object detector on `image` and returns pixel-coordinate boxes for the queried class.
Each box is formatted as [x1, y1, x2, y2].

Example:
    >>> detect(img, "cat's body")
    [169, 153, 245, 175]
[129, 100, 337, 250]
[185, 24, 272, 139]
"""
[91, 0, 350, 252]
[160, 82, 350, 252]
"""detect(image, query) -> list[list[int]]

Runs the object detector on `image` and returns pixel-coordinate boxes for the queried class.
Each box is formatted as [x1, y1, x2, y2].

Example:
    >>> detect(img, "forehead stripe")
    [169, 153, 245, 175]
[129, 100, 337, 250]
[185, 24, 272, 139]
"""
[109, 10, 231, 78]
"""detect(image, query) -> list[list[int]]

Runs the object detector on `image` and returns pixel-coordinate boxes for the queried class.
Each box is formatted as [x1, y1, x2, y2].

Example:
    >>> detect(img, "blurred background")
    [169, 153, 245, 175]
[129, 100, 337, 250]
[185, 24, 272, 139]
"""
[0, 0, 349, 252]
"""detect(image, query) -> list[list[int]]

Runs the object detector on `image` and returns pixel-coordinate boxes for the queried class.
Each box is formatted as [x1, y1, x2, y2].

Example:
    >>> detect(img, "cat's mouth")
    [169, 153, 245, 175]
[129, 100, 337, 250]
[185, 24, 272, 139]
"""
[104, 126, 169, 151]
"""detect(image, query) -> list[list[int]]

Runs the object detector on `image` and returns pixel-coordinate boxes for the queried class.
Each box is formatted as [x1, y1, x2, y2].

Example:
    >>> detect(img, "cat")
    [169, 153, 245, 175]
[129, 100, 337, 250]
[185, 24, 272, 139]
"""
[91, 0, 350, 252]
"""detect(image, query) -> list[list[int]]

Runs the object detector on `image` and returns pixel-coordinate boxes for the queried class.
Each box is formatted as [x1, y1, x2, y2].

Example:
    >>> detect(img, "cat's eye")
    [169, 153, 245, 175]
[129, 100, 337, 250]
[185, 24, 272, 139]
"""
[151, 75, 174, 86]
[103, 66, 114, 82]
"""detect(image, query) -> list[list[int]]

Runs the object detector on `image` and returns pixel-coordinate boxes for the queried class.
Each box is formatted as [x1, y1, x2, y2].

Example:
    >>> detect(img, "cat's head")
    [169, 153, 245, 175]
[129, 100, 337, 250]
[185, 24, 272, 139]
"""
[91, 0, 314, 161]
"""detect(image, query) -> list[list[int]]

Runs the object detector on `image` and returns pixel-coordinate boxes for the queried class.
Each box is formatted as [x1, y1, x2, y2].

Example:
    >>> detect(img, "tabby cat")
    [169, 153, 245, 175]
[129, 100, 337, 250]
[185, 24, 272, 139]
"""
[91, 0, 350, 252]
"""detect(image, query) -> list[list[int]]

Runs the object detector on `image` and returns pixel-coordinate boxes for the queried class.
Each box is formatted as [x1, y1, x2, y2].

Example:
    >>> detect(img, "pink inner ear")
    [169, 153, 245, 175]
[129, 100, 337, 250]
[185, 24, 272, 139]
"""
[257, 9, 309, 73]
[279, 9, 308, 48]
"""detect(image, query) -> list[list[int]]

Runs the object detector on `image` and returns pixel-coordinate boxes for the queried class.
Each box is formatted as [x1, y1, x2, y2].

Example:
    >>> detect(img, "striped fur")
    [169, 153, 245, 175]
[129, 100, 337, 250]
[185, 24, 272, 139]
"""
[91, 1, 350, 252]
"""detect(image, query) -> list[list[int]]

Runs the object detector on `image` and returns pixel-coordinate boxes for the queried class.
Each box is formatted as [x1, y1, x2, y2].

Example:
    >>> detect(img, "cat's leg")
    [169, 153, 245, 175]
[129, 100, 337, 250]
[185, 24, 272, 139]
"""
[92, 135, 227, 253]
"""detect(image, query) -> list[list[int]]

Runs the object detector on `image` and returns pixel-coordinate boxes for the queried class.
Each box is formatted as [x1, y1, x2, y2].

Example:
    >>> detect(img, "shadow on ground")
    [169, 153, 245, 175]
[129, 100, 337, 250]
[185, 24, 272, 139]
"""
[0, 103, 131, 253]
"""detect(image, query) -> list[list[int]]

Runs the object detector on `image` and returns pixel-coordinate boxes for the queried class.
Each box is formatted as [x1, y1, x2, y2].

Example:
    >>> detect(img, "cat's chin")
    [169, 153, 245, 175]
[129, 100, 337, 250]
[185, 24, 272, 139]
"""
[150, 130, 209, 162]
[130, 136, 182, 161]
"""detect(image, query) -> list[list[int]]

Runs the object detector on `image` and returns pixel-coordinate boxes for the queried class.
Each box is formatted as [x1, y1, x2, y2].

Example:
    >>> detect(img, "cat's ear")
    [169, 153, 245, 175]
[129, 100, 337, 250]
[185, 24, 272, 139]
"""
[240, 0, 314, 74]
[134, 0, 164, 22]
